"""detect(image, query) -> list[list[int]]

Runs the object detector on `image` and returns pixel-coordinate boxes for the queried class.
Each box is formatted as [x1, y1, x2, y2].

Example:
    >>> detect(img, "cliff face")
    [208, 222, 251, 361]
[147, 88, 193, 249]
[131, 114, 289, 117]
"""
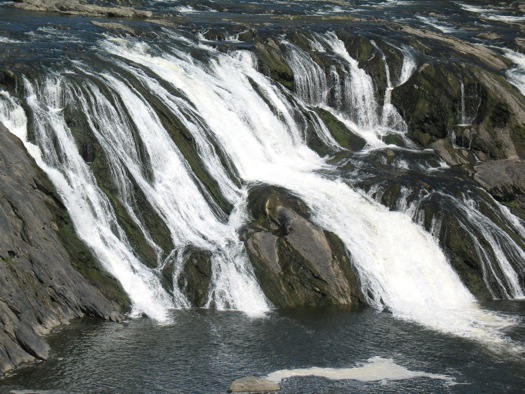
[0, 123, 127, 375]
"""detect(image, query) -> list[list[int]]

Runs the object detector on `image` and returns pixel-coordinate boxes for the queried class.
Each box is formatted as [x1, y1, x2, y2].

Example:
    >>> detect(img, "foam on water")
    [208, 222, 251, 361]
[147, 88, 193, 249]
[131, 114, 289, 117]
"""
[267, 357, 455, 384]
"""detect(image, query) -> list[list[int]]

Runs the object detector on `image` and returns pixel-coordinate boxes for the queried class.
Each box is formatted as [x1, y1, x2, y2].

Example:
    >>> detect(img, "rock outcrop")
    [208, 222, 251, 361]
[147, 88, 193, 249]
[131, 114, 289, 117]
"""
[228, 376, 280, 393]
[474, 159, 525, 218]
[390, 26, 525, 169]
[242, 186, 364, 308]
[13, 0, 153, 18]
[0, 123, 128, 375]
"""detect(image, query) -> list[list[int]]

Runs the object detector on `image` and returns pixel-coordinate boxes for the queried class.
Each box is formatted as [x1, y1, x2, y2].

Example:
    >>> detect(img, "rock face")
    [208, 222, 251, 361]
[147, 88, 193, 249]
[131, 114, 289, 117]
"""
[0, 123, 127, 375]
[474, 160, 525, 218]
[390, 27, 525, 168]
[242, 186, 364, 308]
[13, 0, 153, 18]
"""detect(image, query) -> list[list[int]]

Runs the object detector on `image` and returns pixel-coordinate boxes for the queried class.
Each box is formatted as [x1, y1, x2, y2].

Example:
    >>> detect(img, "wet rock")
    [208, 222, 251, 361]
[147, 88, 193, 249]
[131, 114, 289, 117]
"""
[392, 60, 525, 165]
[395, 25, 509, 70]
[474, 160, 525, 220]
[242, 186, 364, 308]
[253, 39, 294, 91]
[91, 21, 136, 35]
[475, 160, 525, 201]
[0, 122, 127, 375]
[228, 376, 280, 393]
[176, 247, 213, 307]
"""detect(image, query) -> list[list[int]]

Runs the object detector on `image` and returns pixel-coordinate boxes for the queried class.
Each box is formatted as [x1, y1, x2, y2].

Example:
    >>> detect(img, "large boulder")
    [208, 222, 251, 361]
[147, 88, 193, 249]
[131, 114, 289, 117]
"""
[241, 186, 364, 308]
[0, 123, 127, 375]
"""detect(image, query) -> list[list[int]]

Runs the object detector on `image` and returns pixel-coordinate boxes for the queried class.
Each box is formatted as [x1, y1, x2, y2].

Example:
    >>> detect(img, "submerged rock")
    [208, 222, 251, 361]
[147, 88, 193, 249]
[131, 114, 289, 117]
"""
[228, 376, 280, 393]
[242, 186, 364, 308]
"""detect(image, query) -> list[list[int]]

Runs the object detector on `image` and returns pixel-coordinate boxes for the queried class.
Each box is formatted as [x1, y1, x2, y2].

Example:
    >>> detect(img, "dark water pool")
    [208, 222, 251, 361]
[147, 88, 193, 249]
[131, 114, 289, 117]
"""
[1, 302, 524, 393]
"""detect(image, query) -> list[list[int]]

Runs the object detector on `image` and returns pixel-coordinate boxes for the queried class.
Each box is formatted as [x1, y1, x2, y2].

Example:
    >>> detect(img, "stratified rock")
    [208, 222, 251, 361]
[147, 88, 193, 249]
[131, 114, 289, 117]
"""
[0, 123, 127, 375]
[242, 186, 364, 308]
[13, 0, 153, 18]
[228, 376, 280, 393]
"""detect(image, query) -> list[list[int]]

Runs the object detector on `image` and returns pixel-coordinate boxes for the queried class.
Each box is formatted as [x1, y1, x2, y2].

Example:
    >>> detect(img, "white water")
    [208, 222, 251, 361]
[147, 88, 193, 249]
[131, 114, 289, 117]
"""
[458, 3, 525, 23]
[396, 188, 525, 300]
[0, 70, 270, 319]
[460, 196, 525, 299]
[102, 34, 519, 345]
[416, 15, 458, 34]
[503, 49, 525, 97]
[284, 32, 414, 147]
[0, 85, 175, 322]
[267, 357, 455, 385]
[283, 39, 328, 106]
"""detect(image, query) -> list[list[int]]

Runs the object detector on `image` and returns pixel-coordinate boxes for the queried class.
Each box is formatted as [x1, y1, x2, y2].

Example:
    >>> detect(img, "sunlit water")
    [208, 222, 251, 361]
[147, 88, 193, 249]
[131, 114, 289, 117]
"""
[1, 303, 525, 393]
[0, 0, 524, 391]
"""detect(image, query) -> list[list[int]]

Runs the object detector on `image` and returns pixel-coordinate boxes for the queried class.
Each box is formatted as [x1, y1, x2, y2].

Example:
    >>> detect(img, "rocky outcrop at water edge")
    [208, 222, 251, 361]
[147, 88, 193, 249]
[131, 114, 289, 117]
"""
[0, 122, 128, 375]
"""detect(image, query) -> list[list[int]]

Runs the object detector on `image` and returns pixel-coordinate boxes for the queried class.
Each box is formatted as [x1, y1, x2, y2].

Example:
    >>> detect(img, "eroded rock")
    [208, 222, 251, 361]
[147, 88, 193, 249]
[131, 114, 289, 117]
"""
[13, 0, 153, 18]
[0, 123, 127, 375]
[242, 186, 364, 308]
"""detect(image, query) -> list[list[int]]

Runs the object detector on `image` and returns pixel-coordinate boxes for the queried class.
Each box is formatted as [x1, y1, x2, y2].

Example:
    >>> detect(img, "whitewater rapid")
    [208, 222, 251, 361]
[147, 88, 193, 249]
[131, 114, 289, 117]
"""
[0, 26, 522, 351]
[99, 33, 519, 346]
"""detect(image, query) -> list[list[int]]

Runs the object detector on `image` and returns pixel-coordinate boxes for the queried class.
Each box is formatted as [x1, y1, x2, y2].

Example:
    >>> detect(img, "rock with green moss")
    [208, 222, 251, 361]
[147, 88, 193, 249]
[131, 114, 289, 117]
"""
[241, 186, 364, 308]
[0, 122, 127, 375]
[390, 30, 525, 167]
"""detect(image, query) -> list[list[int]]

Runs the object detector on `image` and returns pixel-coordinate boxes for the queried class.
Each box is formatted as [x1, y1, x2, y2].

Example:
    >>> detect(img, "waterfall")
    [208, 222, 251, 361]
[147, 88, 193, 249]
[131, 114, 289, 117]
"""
[99, 34, 518, 344]
[1, 25, 523, 349]
[282, 40, 328, 106]
[283, 32, 413, 147]
[503, 48, 525, 96]
[0, 68, 271, 320]
[1, 81, 175, 322]
[459, 81, 467, 125]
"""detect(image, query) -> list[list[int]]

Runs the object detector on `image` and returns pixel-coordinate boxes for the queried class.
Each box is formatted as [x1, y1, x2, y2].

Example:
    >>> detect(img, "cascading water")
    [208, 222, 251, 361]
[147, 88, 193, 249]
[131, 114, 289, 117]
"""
[0, 66, 271, 320]
[1, 81, 175, 322]
[0, 25, 523, 350]
[283, 32, 415, 148]
[99, 32, 520, 346]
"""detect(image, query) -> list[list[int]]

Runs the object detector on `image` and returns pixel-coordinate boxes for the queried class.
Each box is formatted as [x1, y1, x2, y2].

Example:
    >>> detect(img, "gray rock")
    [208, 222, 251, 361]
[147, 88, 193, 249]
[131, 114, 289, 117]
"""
[228, 376, 280, 393]
[243, 186, 364, 308]
[90, 21, 136, 35]
[0, 123, 126, 375]
[13, 0, 153, 18]
[475, 160, 525, 200]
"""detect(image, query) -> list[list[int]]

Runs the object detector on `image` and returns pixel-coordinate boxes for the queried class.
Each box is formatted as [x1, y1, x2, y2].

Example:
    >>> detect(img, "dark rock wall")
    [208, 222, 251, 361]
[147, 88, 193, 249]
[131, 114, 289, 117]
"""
[0, 123, 127, 375]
